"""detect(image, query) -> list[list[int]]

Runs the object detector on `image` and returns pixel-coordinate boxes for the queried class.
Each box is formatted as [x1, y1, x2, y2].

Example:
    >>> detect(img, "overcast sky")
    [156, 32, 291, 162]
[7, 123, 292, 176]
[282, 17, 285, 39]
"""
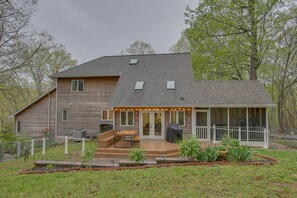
[31, 0, 196, 64]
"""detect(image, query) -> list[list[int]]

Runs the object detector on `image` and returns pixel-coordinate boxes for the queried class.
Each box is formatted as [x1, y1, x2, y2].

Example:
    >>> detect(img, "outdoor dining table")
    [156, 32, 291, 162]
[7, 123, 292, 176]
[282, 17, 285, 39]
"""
[114, 130, 138, 148]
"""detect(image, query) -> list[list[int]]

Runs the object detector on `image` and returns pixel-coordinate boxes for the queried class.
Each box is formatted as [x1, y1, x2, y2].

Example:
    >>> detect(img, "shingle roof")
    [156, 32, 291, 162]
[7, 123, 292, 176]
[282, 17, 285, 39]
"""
[51, 53, 274, 107]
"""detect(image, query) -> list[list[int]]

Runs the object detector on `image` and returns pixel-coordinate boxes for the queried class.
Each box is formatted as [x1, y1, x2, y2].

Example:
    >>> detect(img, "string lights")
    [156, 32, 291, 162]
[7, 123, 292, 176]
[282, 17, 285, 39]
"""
[113, 107, 192, 111]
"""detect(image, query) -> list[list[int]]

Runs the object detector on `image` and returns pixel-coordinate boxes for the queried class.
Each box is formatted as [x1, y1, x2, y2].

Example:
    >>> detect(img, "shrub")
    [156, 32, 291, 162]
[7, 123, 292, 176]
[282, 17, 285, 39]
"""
[217, 145, 226, 151]
[221, 133, 240, 147]
[196, 146, 219, 162]
[228, 146, 252, 162]
[46, 164, 55, 170]
[82, 145, 95, 167]
[129, 147, 146, 162]
[178, 136, 200, 162]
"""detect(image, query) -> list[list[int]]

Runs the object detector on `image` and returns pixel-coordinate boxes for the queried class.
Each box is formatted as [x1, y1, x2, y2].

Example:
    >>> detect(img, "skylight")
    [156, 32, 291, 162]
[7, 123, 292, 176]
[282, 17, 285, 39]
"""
[167, 81, 175, 90]
[135, 81, 144, 90]
[130, 59, 139, 65]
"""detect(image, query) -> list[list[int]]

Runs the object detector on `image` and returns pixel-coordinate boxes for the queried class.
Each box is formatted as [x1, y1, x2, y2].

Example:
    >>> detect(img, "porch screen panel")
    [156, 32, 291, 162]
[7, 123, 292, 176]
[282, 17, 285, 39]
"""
[196, 112, 207, 126]
[261, 108, 266, 127]
[249, 108, 261, 127]
[229, 108, 246, 127]
[211, 108, 227, 127]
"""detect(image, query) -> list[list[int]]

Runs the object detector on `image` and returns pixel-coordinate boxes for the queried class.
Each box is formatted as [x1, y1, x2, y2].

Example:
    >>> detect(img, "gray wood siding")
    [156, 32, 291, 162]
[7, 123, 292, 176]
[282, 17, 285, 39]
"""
[15, 90, 56, 137]
[57, 77, 119, 137]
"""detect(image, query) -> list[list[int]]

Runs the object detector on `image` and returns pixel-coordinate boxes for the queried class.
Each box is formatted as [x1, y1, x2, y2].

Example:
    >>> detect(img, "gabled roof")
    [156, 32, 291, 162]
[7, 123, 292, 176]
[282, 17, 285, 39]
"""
[50, 53, 191, 78]
[11, 87, 56, 117]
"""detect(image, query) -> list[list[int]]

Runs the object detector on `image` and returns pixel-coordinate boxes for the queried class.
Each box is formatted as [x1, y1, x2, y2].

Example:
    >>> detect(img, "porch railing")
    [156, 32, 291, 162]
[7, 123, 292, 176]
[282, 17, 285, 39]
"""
[195, 125, 269, 148]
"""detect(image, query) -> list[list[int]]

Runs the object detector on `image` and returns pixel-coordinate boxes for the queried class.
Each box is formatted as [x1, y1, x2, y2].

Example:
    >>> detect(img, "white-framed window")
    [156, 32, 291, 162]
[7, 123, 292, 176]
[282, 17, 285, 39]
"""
[71, 80, 84, 92]
[120, 111, 134, 126]
[102, 110, 114, 121]
[16, 121, 21, 134]
[62, 109, 68, 122]
[170, 111, 185, 126]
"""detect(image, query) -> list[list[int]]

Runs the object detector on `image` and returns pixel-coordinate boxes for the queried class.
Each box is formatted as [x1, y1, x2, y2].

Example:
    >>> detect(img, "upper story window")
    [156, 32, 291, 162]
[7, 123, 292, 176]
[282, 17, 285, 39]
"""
[62, 109, 68, 122]
[71, 80, 84, 92]
[120, 111, 134, 126]
[170, 110, 185, 126]
[102, 110, 114, 121]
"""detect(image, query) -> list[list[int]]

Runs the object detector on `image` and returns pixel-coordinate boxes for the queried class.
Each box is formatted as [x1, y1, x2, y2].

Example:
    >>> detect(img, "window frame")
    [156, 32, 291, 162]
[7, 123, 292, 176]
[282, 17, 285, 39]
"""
[101, 109, 114, 121]
[170, 110, 185, 127]
[62, 109, 68, 122]
[71, 80, 84, 92]
[16, 120, 21, 134]
[120, 111, 134, 126]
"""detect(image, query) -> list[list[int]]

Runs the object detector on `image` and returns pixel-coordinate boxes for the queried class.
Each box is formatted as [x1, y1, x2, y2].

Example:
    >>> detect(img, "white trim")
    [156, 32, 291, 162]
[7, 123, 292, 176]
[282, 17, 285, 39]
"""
[191, 107, 195, 135]
[62, 109, 68, 122]
[169, 110, 185, 127]
[246, 107, 249, 142]
[71, 80, 84, 92]
[101, 109, 114, 121]
[120, 110, 134, 126]
[11, 87, 56, 117]
[139, 111, 165, 140]
[227, 107, 230, 136]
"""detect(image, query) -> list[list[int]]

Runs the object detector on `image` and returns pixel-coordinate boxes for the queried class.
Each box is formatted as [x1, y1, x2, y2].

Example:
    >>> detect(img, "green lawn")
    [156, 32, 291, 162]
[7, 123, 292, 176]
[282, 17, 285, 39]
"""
[0, 146, 296, 197]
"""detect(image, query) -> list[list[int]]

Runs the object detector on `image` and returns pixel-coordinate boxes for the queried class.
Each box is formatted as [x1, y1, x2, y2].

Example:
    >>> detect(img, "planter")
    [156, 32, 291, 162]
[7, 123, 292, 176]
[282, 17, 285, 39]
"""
[118, 160, 147, 167]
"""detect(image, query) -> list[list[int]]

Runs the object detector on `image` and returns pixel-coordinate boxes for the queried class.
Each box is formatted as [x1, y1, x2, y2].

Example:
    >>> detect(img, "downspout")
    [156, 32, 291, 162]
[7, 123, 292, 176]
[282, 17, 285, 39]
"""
[55, 81, 58, 142]
[48, 92, 51, 130]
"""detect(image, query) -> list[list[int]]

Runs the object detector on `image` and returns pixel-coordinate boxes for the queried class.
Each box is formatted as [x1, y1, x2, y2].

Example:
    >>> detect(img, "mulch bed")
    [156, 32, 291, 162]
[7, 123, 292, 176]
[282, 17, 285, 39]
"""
[20, 154, 277, 175]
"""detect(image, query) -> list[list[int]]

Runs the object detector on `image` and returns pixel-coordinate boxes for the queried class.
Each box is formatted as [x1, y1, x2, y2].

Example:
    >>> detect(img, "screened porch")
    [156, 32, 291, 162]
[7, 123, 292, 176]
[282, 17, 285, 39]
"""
[194, 107, 269, 148]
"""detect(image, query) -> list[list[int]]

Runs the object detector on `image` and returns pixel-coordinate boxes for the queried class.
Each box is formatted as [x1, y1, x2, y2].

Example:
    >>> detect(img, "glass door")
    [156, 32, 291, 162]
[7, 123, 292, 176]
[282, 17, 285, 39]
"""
[140, 111, 164, 139]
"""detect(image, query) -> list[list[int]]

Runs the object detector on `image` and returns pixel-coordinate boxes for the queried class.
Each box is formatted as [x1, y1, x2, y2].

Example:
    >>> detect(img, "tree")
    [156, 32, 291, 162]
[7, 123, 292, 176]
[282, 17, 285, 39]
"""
[123, 40, 155, 55]
[0, 0, 41, 84]
[169, 31, 191, 53]
[24, 33, 77, 95]
[185, 0, 291, 80]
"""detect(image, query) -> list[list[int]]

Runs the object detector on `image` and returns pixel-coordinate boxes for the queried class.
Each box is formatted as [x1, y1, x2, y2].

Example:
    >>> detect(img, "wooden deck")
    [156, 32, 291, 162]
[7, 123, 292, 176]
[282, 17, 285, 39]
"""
[95, 139, 215, 159]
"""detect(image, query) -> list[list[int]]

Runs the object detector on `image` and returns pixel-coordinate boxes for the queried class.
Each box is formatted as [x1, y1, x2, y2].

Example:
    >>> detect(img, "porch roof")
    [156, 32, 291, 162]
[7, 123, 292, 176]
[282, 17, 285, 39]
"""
[110, 80, 275, 108]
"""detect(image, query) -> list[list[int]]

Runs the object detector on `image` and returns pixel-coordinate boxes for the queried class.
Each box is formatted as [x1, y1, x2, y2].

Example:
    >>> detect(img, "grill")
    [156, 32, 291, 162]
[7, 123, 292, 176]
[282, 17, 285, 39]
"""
[166, 123, 183, 143]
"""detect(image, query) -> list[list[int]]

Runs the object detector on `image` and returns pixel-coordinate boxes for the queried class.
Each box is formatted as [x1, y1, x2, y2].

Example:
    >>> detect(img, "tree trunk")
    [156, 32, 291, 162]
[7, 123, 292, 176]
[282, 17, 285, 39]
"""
[248, 0, 258, 80]
[278, 81, 285, 133]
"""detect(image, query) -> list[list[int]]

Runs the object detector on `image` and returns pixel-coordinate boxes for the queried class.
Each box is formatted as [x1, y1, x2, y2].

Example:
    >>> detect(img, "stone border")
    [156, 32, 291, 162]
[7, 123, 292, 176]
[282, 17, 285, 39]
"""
[20, 154, 277, 175]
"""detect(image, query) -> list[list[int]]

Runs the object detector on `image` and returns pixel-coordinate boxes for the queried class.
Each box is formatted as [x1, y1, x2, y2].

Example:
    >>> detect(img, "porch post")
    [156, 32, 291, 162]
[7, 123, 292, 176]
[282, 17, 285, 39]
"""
[208, 108, 211, 140]
[246, 108, 249, 142]
[265, 107, 269, 148]
[113, 109, 115, 130]
[213, 124, 217, 143]
[227, 107, 230, 137]
[263, 128, 268, 149]
[192, 107, 196, 137]
[238, 127, 241, 141]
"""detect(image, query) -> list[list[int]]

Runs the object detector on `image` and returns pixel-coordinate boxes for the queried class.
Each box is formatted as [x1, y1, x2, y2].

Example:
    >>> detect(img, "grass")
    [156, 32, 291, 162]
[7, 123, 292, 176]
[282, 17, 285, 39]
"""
[273, 139, 297, 149]
[0, 146, 297, 197]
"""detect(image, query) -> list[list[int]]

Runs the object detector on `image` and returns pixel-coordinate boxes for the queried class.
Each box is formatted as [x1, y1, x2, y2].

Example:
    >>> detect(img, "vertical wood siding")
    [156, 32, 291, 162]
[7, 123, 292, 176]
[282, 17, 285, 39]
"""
[57, 77, 119, 137]
[15, 90, 56, 137]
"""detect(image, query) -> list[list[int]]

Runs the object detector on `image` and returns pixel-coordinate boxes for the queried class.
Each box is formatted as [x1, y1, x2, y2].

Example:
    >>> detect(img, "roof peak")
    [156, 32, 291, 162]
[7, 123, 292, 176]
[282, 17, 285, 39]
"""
[102, 52, 190, 58]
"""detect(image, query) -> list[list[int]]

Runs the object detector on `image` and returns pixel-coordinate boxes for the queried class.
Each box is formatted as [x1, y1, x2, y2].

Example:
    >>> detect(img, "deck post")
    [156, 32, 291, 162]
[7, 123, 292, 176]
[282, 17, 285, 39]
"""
[82, 138, 85, 155]
[266, 107, 269, 148]
[31, 139, 34, 156]
[263, 128, 268, 149]
[42, 138, 46, 155]
[208, 108, 211, 140]
[238, 127, 241, 141]
[213, 124, 216, 143]
[246, 108, 249, 142]
[65, 136, 68, 155]
[17, 141, 21, 158]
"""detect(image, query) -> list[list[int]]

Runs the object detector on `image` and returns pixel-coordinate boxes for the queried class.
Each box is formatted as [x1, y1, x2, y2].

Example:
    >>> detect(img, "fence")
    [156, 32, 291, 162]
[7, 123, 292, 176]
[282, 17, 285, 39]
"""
[0, 136, 91, 163]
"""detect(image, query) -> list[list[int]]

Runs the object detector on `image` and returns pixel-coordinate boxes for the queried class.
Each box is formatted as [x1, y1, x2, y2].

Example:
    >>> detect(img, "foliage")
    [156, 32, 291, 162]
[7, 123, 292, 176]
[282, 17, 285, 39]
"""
[129, 147, 146, 163]
[46, 164, 55, 170]
[82, 144, 96, 168]
[217, 145, 226, 151]
[228, 145, 252, 162]
[123, 39, 155, 55]
[196, 146, 219, 162]
[0, 132, 17, 143]
[169, 31, 191, 53]
[221, 134, 240, 147]
[177, 136, 200, 161]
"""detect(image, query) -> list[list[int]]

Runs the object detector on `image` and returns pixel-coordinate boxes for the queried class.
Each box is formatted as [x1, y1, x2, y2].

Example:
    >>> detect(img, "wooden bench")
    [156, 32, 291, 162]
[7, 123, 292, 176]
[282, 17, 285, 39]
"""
[97, 130, 117, 148]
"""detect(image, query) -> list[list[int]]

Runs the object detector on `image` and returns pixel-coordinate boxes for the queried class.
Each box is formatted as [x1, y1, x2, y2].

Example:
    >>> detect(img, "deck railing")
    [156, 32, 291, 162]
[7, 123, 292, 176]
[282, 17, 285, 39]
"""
[195, 125, 269, 148]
